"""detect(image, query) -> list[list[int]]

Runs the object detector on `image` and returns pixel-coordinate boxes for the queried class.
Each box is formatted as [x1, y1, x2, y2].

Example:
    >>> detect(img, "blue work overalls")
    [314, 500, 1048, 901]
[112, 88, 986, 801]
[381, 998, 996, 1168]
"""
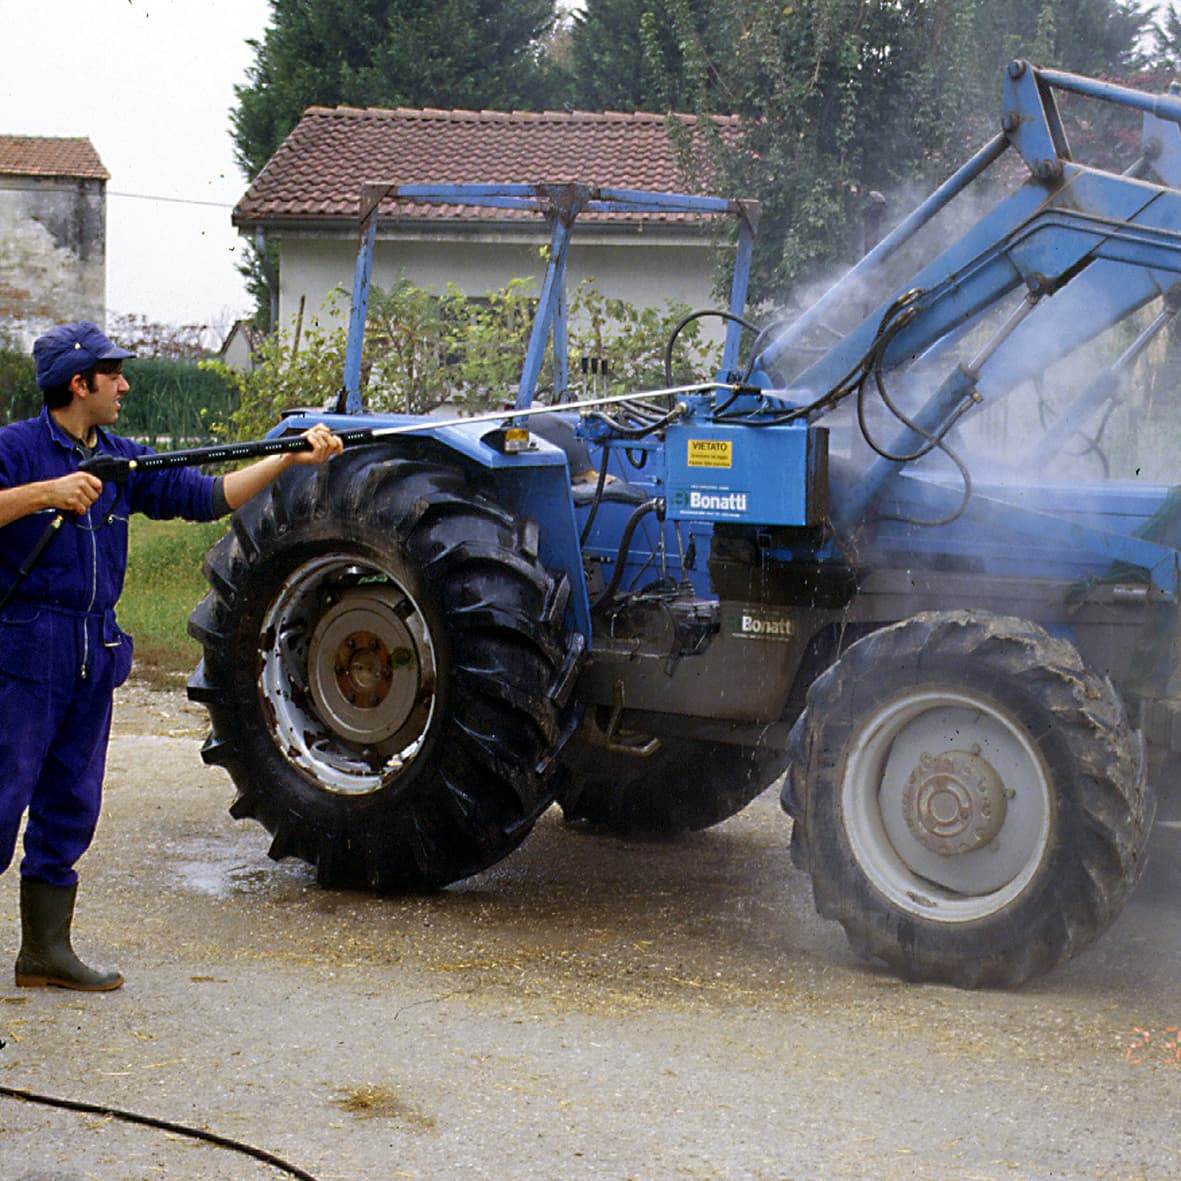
[0, 409, 219, 886]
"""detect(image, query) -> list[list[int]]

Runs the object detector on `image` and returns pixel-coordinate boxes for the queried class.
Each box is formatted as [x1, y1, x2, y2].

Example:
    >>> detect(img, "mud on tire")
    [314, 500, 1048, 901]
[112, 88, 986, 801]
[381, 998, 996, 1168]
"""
[187, 444, 581, 891]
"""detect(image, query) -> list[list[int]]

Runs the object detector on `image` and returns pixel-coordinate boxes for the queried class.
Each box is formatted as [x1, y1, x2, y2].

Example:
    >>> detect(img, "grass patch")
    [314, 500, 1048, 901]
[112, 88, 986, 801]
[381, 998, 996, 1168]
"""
[119, 516, 227, 686]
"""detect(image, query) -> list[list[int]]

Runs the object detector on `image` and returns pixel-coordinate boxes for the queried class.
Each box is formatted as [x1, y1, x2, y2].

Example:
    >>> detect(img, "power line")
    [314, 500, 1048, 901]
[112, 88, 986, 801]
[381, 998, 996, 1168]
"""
[1, 182, 238, 209]
[108, 189, 237, 209]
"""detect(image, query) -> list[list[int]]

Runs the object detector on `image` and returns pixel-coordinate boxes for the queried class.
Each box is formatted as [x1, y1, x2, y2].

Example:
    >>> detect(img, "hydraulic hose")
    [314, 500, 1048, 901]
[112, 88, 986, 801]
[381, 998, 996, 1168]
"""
[663, 309, 761, 388]
[589, 498, 661, 611]
[578, 445, 613, 546]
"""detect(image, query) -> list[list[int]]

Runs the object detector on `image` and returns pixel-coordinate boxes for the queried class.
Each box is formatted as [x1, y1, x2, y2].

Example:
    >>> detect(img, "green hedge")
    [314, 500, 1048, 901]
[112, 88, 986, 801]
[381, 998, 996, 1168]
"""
[0, 347, 236, 447]
[0, 346, 38, 424]
[114, 357, 237, 447]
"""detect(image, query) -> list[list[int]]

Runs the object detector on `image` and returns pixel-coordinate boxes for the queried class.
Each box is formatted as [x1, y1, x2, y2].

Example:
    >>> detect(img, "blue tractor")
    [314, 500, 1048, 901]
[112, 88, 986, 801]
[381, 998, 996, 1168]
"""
[189, 63, 1181, 987]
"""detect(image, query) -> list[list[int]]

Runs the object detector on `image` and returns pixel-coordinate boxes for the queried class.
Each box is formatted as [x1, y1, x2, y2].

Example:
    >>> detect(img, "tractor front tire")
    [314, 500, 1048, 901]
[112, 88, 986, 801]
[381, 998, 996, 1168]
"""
[187, 444, 580, 891]
[787, 610, 1153, 988]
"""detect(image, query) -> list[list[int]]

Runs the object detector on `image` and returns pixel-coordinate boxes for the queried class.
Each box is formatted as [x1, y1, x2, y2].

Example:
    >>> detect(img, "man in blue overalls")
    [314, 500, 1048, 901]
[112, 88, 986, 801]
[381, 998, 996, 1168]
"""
[0, 321, 342, 991]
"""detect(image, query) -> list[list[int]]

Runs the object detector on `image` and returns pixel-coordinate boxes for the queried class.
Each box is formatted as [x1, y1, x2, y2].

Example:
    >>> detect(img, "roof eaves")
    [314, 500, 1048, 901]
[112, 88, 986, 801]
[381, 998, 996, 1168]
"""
[232, 209, 722, 241]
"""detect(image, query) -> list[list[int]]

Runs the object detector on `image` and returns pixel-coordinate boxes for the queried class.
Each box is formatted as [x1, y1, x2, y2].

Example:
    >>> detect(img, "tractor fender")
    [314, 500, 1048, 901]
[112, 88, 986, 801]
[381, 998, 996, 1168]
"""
[278, 411, 592, 637]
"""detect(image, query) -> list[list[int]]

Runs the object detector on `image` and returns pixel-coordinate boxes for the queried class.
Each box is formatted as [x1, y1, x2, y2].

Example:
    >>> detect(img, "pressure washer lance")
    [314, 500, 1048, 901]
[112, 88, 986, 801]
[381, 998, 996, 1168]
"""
[74, 380, 724, 483]
[0, 381, 734, 611]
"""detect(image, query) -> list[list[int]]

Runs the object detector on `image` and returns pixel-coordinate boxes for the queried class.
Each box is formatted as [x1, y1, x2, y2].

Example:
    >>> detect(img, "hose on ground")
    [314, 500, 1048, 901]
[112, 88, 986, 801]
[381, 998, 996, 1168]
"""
[0, 1083, 324, 1181]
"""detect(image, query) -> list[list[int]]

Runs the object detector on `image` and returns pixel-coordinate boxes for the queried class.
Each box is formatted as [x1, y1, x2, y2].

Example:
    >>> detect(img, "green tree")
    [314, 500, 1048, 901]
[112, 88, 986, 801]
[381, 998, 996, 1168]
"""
[695, 0, 1150, 305]
[973, 0, 1148, 76]
[1149, 2, 1181, 68]
[565, 0, 730, 112]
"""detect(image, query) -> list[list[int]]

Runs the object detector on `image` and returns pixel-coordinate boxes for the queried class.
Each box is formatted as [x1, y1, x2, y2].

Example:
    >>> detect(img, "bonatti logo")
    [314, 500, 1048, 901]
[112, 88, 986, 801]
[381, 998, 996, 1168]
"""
[738, 612, 793, 639]
[688, 490, 748, 512]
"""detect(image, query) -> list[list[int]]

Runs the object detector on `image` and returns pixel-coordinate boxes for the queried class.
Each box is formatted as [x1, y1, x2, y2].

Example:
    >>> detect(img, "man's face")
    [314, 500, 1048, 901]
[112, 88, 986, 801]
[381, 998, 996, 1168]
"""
[81, 362, 129, 426]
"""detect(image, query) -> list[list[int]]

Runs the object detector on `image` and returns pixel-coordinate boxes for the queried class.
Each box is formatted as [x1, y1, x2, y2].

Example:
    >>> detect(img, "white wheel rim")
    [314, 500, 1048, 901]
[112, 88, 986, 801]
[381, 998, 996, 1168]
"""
[841, 688, 1054, 923]
[258, 554, 438, 796]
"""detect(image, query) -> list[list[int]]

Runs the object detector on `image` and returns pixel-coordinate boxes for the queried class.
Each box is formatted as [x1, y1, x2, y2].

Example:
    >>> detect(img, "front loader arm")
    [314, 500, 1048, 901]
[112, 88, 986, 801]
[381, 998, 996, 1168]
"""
[750, 63, 1181, 534]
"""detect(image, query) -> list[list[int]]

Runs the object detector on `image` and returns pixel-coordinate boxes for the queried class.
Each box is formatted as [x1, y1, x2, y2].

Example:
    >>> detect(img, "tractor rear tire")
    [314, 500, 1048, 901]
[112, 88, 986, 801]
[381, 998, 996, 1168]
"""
[786, 610, 1153, 988]
[187, 444, 580, 891]
[558, 714, 787, 836]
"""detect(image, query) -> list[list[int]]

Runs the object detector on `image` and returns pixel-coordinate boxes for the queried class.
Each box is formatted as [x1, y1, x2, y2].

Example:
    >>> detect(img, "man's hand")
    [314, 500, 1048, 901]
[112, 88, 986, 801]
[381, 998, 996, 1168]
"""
[222, 423, 344, 512]
[0, 472, 101, 530]
[46, 472, 103, 514]
[289, 423, 344, 465]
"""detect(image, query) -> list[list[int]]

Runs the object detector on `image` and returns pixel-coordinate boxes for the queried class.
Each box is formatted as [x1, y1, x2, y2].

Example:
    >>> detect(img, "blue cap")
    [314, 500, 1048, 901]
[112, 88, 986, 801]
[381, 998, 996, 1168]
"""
[33, 321, 136, 391]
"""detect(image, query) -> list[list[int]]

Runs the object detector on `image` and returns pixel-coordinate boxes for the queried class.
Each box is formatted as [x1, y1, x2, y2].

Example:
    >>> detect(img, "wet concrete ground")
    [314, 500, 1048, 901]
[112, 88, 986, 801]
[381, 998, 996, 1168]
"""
[1, 681, 1180, 1181]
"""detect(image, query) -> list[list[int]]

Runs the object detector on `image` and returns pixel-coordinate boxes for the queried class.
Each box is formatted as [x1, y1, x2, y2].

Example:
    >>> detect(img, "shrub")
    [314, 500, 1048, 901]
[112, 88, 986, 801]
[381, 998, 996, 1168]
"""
[209, 275, 717, 440]
[118, 358, 237, 448]
[0, 340, 37, 425]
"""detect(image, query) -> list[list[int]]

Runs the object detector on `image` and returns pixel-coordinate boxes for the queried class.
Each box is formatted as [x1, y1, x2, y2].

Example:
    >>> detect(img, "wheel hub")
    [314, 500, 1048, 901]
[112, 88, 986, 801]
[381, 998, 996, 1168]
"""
[902, 748, 1007, 856]
[330, 630, 410, 709]
[308, 589, 429, 747]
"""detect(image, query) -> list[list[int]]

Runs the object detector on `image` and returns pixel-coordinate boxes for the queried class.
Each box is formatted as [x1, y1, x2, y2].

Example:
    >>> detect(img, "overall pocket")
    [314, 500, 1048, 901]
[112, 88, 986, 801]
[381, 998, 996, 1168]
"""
[102, 614, 135, 689]
[0, 604, 51, 684]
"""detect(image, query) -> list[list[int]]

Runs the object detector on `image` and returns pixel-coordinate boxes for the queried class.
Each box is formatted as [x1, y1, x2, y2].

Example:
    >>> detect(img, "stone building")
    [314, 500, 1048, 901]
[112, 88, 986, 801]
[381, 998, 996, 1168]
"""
[0, 135, 109, 339]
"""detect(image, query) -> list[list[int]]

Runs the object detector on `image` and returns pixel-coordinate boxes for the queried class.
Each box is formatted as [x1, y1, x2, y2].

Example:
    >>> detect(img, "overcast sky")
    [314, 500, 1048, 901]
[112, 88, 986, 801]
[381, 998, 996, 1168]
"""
[4, 0, 272, 340]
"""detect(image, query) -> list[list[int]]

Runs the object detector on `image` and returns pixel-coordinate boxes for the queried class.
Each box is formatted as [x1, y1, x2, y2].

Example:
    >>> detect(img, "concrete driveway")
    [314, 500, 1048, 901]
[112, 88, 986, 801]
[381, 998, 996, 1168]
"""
[1, 681, 1179, 1181]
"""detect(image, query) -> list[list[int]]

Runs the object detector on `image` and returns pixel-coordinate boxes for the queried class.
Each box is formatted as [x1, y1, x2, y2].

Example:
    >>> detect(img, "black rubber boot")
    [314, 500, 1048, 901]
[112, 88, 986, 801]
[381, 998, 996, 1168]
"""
[14, 878, 123, 991]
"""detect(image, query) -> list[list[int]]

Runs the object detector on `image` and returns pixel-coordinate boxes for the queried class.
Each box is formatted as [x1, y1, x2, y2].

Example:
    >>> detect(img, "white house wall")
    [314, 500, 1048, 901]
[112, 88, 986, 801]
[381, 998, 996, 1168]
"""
[275, 232, 727, 349]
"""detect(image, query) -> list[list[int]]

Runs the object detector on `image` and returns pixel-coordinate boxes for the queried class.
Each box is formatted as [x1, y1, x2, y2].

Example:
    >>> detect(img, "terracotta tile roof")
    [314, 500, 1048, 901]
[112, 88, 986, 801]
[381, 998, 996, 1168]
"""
[0, 135, 108, 181]
[235, 107, 742, 228]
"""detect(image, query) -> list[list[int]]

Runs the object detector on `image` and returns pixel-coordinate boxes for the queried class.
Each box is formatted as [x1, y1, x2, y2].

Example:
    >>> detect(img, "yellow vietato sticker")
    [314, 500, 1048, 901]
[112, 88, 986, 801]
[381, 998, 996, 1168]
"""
[687, 439, 732, 468]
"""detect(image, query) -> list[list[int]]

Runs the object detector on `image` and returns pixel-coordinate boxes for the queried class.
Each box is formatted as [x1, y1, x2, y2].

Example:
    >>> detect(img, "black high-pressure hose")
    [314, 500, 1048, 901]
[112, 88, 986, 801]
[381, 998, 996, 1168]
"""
[0, 1083, 324, 1180]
